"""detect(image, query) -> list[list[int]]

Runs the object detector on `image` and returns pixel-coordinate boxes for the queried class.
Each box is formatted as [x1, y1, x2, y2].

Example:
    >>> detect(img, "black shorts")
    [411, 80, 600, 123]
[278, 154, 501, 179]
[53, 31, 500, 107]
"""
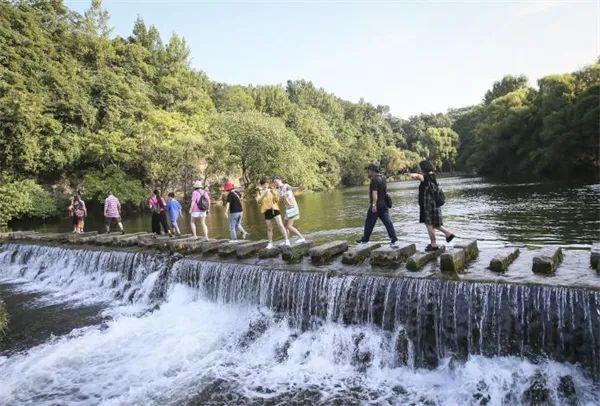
[264, 210, 281, 220]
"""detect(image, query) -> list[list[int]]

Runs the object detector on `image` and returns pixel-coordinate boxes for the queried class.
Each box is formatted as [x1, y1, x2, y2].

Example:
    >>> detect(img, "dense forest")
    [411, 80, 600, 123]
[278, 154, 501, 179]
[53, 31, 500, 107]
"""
[0, 0, 598, 227]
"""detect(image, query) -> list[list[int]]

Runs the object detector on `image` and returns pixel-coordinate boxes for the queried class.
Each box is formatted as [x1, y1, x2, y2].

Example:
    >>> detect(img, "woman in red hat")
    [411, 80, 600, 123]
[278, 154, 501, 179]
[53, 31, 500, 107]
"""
[223, 181, 248, 241]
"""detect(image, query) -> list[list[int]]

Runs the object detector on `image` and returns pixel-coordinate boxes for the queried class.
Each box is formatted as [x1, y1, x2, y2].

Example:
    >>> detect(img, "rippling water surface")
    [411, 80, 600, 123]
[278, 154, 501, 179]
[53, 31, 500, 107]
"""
[29, 177, 600, 248]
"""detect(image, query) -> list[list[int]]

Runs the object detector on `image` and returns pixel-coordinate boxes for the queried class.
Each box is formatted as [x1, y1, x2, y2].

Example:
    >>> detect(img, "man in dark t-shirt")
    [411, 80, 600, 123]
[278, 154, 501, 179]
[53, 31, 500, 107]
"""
[358, 163, 399, 247]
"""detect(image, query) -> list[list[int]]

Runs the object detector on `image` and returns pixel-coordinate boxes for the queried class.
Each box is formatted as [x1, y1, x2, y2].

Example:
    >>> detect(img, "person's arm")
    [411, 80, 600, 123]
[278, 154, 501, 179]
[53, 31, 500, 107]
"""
[371, 190, 378, 213]
[103, 200, 108, 217]
[117, 201, 122, 216]
[83, 201, 87, 217]
[409, 173, 424, 181]
[291, 185, 304, 192]
[256, 189, 268, 204]
[224, 201, 230, 218]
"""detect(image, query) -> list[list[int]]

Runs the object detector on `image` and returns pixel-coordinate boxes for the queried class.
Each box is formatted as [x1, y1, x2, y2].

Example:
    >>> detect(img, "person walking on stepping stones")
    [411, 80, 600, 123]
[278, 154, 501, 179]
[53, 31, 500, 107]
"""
[357, 162, 400, 248]
[408, 160, 455, 251]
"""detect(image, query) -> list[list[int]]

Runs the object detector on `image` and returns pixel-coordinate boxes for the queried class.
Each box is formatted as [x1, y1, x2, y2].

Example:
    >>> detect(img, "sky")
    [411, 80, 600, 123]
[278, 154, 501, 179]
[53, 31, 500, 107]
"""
[65, 0, 598, 118]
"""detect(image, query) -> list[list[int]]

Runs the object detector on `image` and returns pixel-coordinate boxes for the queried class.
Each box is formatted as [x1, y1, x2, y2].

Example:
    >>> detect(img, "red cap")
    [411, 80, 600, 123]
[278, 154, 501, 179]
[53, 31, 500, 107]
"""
[223, 181, 234, 192]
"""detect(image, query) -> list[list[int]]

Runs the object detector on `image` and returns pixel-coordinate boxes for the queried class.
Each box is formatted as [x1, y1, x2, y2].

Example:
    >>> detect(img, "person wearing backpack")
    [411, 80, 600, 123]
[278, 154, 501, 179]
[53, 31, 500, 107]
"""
[69, 195, 87, 233]
[357, 163, 400, 248]
[223, 181, 248, 241]
[409, 160, 455, 251]
[190, 180, 210, 240]
[148, 190, 172, 237]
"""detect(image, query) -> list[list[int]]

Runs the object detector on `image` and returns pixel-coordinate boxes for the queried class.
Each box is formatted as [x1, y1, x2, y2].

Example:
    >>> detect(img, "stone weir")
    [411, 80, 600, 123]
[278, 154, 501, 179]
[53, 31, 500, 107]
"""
[1, 233, 599, 379]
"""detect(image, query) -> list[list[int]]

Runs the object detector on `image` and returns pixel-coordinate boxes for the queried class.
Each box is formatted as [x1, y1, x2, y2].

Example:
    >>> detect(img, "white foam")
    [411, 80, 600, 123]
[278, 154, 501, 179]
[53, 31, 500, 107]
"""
[0, 284, 597, 405]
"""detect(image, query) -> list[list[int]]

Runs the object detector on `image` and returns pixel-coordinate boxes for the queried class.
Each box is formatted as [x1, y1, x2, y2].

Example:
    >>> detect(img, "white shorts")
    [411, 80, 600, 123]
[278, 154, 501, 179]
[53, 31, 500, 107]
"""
[191, 211, 207, 219]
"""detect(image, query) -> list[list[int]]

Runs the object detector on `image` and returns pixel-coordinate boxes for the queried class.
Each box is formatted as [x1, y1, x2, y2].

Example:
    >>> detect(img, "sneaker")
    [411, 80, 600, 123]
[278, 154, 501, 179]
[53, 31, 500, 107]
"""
[390, 241, 401, 248]
[266, 242, 274, 250]
[446, 234, 455, 243]
[425, 244, 439, 252]
[121, 230, 125, 235]
[284, 240, 291, 246]
[242, 231, 249, 239]
[356, 239, 365, 244]
[229, 239, 237, 243]
[297, 237, 306, 243]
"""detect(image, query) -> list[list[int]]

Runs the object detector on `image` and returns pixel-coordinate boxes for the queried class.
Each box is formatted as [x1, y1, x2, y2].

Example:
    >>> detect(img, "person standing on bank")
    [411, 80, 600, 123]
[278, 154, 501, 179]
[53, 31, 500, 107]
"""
[190, 180, 210, 240]
[357, 163, 400, 248]
[256, 177, 289, 249]
[104, 191, 125, 234]
[223, 181, 248, 241]
[409, 160, 455, 251]
[273, 176, 305, 243]
[148, 190, 172, 237]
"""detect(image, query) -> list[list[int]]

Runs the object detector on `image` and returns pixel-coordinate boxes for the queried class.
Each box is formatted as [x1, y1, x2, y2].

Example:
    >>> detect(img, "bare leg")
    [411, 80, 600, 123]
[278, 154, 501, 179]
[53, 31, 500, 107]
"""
[426, 225, 437, 246]
[274, 215, 289, 241]
[286, 219, 303, 239]
[266, 219, 273, 242]
[200, 217, 208, 240]
[190, 217, 197, 238]
[435, 225, 452, 237]
[117, 222, 124, 232]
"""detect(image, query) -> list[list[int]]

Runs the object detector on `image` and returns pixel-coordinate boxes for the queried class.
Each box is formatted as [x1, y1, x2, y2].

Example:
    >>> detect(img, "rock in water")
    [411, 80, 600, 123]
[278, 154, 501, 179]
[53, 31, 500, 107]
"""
[406, 246, 446, 271]
[309, 240, 348, 265]
[489, 248, 520, 273]
[557, 375, 578, 406]
[522, 370, 550, 405]
[532, 247, 563, 275]
[370, 244, 416, 267]
[342, 242, 382, 265]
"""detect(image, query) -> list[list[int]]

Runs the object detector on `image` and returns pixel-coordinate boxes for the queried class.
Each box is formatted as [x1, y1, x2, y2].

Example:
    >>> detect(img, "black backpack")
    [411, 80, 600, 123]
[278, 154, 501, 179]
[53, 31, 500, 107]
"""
[428, 180, 446, 207]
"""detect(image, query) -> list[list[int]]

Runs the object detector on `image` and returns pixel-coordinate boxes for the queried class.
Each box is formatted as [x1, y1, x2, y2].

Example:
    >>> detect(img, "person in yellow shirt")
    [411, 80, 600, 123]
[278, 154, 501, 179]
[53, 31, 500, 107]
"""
[256, 176, 290, 249]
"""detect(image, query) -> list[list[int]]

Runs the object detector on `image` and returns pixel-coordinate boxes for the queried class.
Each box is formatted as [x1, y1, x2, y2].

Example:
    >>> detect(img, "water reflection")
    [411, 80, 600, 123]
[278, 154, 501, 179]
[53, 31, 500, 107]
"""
[24, 177, 600, 248]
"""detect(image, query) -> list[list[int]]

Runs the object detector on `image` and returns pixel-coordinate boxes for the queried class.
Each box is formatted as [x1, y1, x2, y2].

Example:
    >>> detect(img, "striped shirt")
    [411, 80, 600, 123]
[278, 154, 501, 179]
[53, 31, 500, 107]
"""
[104, 195, 121, 218]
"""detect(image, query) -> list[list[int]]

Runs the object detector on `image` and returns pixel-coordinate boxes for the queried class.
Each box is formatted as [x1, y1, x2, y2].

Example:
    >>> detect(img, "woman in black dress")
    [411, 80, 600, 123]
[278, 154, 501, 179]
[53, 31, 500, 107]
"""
[409, 160, 455, 251]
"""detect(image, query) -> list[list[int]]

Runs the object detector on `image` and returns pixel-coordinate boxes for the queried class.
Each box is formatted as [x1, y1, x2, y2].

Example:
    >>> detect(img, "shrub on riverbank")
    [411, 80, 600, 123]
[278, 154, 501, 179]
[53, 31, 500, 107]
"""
[0, 180, 61, 229]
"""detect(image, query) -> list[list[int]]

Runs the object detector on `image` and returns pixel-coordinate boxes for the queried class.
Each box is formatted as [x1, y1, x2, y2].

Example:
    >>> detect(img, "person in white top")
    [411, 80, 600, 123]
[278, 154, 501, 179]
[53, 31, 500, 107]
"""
[273, 176, 305, 243]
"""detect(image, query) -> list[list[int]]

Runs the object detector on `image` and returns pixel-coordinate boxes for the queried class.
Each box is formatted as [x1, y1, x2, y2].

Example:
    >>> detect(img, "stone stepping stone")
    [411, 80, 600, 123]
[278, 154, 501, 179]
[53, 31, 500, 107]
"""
[370, 244, 417, 267]
[219, 240, 250, 257]
[591, 243, 600, 271]
[309, 240, 348, 265]
[114, 233, 151, 246]
[342, 242, 382, 265]
[176, 238, 208, 254]
[7, 231, 38, 240]
[440, 248, 467, 274]
[489, 248, 520, 273]
[164, 235, 198, 250]
[281, 241, 313, 263]
[137, 234, 173, 247]
[66, 231, 98, 243]
[201, 239, 229, 255]
[532, 247, 563, 275]
[454, 240, 479, 262]
[406, 246, 446, 272]
[94, 232, 128, 245]
[237, 240, 270, 259]
[258, 245, 282, 259]
[32, 233, 70, 242]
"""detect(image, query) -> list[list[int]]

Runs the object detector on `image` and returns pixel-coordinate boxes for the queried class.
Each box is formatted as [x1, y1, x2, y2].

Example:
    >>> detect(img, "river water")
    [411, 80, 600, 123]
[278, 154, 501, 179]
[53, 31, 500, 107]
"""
[1, 177, 599, 405]
[26, 177, 600, 247]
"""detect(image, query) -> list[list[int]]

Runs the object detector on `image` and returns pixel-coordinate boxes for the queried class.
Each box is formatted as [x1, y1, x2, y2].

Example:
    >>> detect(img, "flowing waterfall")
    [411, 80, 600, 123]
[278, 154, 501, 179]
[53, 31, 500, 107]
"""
[1, 243, 599, 379]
